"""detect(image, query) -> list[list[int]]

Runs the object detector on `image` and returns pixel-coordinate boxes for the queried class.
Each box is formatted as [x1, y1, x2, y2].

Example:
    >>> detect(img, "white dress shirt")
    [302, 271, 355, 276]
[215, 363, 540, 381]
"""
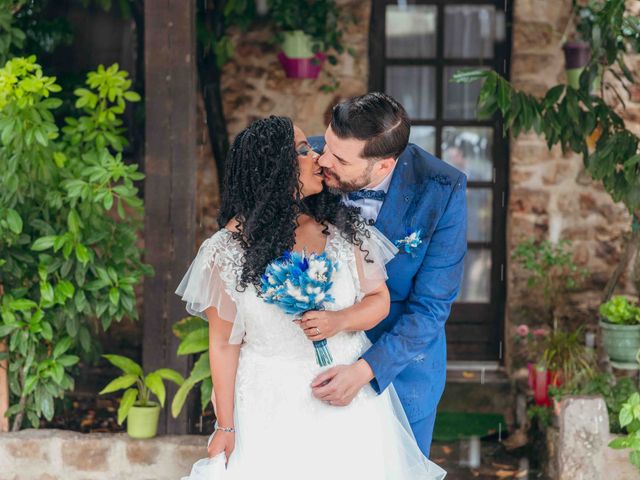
[342, 165, 396, 224]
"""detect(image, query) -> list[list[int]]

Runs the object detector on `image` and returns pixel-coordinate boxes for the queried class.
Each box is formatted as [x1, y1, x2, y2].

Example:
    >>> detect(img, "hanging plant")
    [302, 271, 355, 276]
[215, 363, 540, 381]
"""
[267, 0, 355, 87]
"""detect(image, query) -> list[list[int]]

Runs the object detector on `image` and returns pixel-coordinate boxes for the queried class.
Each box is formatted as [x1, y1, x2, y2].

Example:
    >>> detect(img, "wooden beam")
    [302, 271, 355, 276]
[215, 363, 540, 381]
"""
[0, 341, 8, 432]
[143, 0, 197, 435]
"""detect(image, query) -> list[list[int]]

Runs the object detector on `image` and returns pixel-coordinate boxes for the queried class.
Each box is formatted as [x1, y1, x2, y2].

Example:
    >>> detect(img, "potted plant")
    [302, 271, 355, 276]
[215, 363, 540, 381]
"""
[100, 354, 184, 439]
[599, 296, 640, 365]
[268, 0, 352, 79]
[512, 239, 587, 331]
[513, 324, 549, 390]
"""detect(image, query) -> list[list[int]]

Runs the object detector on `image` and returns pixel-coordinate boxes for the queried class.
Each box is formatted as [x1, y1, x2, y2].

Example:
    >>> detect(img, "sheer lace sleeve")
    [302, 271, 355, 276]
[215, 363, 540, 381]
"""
[175, 231, 245, 344]
[354, 226, 398, 298]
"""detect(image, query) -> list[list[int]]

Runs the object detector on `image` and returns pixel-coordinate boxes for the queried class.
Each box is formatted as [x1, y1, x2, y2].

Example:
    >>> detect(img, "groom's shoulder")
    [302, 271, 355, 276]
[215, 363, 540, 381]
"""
[400, 143, 465, 188]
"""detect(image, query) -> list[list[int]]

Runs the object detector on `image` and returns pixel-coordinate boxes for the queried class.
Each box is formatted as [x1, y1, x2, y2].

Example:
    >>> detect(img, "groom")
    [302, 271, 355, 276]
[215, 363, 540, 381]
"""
[308, 92, 467, 457]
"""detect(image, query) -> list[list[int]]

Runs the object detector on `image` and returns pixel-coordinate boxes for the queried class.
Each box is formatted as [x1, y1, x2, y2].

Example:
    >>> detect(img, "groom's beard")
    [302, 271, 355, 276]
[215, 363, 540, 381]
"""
[322, 163, 374, 195]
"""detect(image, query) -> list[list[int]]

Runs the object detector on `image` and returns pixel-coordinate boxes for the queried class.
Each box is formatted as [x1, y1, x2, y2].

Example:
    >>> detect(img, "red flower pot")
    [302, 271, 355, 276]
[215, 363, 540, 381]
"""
[532, 366, 562, 407]
[277, 52, 326, 79]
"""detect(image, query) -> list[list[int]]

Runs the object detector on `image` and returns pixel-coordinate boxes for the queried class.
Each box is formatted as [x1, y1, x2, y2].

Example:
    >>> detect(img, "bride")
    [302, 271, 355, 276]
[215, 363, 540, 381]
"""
[176, 116, 446, 479]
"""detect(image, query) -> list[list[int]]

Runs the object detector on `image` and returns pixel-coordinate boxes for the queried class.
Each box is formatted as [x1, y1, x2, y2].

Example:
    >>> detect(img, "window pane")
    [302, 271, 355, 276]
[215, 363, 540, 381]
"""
[468, 189, 492, 242]
[409, 126, 436, 154]
[386, 5, 437, 58]
[444, 5, 495, 59]
[386, 67, 436, 120]
[444, 66, 488, 120]
[457, 249, 491, 302]
[442, 127, 493, 181]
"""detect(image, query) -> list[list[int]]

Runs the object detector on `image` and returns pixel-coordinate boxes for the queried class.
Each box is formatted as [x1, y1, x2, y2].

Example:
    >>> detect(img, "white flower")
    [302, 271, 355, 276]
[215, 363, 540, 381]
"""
[285, 280, 309, 302]
[307, 258, 328, 281]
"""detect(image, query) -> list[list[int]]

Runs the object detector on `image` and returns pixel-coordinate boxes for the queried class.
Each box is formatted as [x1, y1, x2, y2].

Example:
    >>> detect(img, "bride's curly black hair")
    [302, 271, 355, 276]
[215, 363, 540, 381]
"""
[218, 116, 371, 290]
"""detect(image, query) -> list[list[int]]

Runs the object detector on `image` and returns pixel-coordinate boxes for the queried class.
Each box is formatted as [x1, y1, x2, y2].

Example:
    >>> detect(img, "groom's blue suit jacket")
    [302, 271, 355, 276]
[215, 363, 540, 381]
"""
[310, 138, 468, 422]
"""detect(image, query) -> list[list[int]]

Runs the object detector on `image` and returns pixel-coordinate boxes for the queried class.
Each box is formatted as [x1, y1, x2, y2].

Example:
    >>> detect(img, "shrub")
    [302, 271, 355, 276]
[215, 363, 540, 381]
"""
[0, 56, 151, 430]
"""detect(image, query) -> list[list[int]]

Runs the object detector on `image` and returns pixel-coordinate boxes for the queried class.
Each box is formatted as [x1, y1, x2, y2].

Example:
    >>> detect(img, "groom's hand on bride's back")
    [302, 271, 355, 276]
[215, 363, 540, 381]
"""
[310, 360, 375, 406]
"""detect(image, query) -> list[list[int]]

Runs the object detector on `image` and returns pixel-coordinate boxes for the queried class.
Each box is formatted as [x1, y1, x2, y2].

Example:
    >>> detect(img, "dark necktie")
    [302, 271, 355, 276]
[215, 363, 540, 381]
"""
[347, 189, 386, 202]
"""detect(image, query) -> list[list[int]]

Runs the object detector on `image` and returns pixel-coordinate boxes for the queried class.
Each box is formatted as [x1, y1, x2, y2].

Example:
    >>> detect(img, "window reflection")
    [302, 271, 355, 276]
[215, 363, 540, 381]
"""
[386, 5, 437, 58]
[442, 127, 493, 181]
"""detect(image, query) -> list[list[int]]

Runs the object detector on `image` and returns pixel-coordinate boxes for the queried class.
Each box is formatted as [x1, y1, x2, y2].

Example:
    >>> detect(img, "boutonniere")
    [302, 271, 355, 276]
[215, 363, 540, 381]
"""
[395, 229, 422, 255]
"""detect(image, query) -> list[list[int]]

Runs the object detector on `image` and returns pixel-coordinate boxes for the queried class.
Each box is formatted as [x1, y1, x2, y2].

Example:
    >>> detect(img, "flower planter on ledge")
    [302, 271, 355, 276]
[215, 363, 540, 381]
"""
[127, 403, 161, 439]
[600, 320, 640, 366]
[277, 52, 326, 79]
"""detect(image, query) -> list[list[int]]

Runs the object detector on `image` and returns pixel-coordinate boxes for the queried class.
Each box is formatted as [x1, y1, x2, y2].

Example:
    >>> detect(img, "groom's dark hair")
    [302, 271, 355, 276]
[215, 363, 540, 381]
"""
[330, 92, 410, 160]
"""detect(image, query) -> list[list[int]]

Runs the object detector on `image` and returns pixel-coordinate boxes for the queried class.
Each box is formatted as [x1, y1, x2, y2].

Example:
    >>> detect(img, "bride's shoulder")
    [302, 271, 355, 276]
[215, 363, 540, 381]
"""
[197, 228, 243, 267]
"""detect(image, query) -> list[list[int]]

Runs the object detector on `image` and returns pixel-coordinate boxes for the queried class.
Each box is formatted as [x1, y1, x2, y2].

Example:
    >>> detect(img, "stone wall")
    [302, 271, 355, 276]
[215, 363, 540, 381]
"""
[506, 0, 640, 369]
[220, 0, 370, 139]
[0, 429, 206, 480]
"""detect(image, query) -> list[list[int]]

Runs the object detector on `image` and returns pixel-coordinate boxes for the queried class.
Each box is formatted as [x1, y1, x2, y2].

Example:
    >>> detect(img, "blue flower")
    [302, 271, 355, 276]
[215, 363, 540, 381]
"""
[395, 229, 422, 254]
[260, 250, 336, 315]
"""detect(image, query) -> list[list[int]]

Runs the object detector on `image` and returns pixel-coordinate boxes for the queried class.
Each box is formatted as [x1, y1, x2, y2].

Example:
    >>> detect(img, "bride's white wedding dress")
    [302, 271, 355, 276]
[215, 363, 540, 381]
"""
[176, 224, 446, 480]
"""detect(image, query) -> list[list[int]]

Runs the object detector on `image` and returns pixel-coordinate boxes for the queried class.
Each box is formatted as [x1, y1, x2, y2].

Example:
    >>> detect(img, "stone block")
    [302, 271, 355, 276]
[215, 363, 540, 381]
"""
[513, 21, 556, 52]
[542, 160, 575, 186]
[511, 140, 556, 165]
[61, 437, 109, 472]
[4, 438, 48, 461]
[512, 53, 559, 77]
[557, 396, 609, 480]
[126, 441, 159, 465]
[510, 188, 550, 215]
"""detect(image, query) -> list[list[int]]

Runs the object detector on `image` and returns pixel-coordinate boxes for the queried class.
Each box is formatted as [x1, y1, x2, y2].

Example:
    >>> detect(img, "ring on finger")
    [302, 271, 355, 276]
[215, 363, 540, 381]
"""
[315, 327, 321, 335]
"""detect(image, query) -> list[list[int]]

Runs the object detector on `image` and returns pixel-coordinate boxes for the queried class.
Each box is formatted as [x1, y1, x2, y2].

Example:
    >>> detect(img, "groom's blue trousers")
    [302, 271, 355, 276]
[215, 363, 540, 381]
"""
[411, 410, 437, 458]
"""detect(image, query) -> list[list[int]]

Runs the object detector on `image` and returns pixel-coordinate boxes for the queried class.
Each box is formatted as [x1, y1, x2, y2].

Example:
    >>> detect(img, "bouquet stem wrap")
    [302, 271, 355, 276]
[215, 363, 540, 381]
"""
[312, 339, 333, 367]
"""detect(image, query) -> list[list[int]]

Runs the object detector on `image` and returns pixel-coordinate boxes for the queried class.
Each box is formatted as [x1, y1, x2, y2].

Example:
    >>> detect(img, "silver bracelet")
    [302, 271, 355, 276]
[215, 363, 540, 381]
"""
[214, 422, 235, 433]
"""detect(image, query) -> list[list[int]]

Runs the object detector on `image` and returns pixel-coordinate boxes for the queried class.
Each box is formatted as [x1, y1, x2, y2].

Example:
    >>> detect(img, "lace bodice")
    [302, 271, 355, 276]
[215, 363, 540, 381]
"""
[177, 224, 396, 352]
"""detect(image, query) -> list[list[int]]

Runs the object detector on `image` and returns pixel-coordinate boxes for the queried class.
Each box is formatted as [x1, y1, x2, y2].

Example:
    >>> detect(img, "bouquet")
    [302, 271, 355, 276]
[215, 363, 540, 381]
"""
[260, 250, 337, 366]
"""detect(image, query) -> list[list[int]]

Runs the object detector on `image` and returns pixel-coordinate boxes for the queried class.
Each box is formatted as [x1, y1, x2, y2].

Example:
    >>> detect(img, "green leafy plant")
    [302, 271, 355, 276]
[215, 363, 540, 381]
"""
[568, 372, 640, 434]
[527, 404, 554, 429]
[268, 0, 352, 60]
[99, 354, 184, 424]
[600, 296, 640, 325]
[609, 392, 640, 471]
[0, 56, 151, 430]
[268, 0, 355, 91]
[0, 0, 26, 64]
[542, 328, 596, 392]
[170, 316, 212, 419]
[453, 0, 640, 299]
[512, 239, 587, 326]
